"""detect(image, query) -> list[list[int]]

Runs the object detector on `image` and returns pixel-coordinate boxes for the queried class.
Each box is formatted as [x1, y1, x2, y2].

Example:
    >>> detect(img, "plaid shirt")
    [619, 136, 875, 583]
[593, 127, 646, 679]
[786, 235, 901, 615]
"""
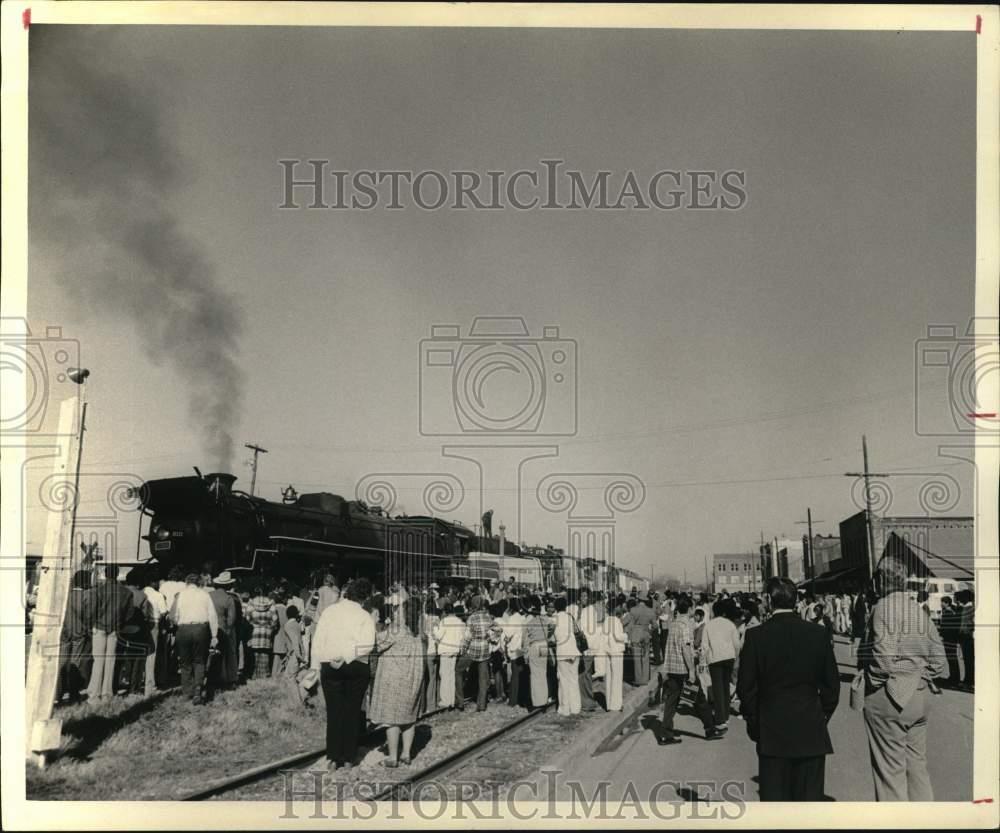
[463, 610, 497, 662]
[663, 615, 693, 676]
[860, 591, 948, 708]
[246, 597, 279, 649]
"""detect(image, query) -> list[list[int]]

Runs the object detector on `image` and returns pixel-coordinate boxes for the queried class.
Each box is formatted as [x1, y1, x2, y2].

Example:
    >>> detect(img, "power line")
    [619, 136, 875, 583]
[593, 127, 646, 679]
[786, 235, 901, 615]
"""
[256, 470, 850, 493]
[256, 386, 914, 455]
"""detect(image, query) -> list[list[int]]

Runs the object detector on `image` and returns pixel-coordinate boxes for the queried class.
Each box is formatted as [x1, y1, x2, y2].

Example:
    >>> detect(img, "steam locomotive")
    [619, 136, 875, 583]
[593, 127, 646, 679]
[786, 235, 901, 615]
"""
[135, 469, 650, 595]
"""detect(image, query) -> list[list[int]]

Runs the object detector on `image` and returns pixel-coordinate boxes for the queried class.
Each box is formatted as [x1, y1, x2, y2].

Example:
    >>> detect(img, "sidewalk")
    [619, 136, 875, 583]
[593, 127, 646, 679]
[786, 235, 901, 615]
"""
[529, 672, 657, 801]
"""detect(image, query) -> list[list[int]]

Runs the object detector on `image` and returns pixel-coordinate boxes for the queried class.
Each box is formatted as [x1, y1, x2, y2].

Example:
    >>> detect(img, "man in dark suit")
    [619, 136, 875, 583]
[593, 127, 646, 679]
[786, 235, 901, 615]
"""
[737, 577, 840, 801]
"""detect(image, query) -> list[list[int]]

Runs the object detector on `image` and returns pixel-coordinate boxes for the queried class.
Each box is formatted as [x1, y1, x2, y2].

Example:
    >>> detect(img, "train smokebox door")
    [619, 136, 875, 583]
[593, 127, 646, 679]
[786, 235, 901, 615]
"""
[385, 520, 434, 598]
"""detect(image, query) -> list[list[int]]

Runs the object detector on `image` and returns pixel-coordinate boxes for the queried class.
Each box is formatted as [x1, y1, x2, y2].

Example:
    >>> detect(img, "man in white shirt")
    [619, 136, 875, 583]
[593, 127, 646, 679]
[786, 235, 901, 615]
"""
[656, 595, 673, 667]
[158, 567, 186, 611]
[142, 577, 169, 695]
[311, 578, 376, 770]
[605, 603, 628, 711]
[313, 574, 341, 620]
[702, 599, 742, 733]
[433, 602, 467, 709]
[169, 573, 219, 704]
[553, 596, 582, 716]
[503, 598, 527, 707]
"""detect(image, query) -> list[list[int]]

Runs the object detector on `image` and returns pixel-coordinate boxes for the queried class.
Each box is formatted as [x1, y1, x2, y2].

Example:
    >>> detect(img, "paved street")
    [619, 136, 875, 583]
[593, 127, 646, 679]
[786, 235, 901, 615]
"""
[554, 637, 974, 803]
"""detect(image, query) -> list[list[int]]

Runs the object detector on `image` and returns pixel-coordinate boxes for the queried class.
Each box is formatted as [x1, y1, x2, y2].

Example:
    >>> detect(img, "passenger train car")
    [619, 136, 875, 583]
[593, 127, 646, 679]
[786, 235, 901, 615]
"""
[444, 551, 545, 591]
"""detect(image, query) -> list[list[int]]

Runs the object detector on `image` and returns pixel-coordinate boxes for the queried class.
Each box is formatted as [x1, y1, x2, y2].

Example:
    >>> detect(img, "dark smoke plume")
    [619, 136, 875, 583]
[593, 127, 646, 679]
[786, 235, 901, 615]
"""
[29, 27, 244, 468]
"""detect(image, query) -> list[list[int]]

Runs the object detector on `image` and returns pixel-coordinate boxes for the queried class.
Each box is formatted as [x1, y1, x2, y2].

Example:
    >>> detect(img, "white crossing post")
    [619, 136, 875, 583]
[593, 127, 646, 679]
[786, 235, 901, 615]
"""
[24, 397, 81, 767]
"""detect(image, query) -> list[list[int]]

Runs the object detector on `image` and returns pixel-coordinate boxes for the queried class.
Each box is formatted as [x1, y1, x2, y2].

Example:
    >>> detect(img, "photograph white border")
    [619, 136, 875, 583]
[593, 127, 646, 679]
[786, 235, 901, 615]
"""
[1, 2, 997, 829]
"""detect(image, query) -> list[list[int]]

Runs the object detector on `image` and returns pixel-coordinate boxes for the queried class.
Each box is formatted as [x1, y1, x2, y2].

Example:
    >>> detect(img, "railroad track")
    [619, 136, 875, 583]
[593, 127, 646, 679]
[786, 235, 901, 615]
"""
[179, 703, 452, 801]
[369, 703, 551, 801]
[179, 701, 550, 801]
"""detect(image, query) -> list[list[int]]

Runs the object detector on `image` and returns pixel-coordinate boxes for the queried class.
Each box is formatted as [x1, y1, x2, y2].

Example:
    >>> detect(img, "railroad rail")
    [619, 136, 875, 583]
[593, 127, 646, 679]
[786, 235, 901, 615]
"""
[179, 702, 549, 801]
[179, 703, 451, 801]
[370, 703, 551, 801]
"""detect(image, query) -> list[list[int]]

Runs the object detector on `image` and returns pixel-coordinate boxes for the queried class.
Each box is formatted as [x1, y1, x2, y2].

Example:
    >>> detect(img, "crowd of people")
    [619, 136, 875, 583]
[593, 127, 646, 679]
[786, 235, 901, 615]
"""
[652, 566, 972, 802]
[54, 564, 315, 704]
[49, 560, 975, 797]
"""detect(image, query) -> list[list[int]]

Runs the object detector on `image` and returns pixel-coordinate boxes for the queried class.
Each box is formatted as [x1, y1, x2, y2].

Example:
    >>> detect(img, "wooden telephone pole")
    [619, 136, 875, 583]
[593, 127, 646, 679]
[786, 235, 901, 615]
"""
[796, 508, 825, 581]
[845, 434, 891, 580]
[244, 442, 268, 496]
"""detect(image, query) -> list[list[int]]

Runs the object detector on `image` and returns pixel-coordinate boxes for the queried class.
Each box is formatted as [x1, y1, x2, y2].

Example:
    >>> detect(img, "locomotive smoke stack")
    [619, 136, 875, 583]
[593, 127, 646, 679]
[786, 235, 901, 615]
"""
[206, 472, 237, 498]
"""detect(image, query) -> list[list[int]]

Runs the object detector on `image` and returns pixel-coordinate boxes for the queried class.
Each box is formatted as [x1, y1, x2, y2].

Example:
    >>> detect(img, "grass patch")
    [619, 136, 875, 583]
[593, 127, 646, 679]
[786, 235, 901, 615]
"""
[27, 679, 325, 800]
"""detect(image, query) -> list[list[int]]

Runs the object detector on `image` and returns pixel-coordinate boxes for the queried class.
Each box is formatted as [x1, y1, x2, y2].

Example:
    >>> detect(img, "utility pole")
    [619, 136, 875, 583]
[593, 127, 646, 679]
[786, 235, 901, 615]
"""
[244, 442, 268, 496]
[845, 434, 890, 581]
[796, 508, 825, 582]
[499, 523, 506, 582]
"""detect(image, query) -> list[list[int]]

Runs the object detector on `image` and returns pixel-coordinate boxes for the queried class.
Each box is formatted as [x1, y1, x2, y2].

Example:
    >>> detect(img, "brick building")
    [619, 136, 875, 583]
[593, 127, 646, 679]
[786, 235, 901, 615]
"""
[831, 511, 974, 587]
[713, 553, 764, 594]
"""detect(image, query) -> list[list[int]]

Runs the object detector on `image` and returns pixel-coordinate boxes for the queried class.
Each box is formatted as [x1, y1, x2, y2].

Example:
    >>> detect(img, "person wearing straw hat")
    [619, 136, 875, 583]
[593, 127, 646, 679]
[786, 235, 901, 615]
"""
[210, 571, 239, 688]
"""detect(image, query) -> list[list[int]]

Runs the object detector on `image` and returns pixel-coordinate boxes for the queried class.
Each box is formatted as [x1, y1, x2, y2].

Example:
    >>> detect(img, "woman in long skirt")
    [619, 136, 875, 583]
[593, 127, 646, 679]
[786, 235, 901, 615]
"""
[369, 597, 425, 766]
[246, 588, 278, 679]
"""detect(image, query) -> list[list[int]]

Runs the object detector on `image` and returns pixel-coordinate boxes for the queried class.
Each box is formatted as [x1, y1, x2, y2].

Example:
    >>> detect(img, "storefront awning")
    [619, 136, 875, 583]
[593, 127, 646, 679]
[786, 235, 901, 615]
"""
[801, 565, 863, 589]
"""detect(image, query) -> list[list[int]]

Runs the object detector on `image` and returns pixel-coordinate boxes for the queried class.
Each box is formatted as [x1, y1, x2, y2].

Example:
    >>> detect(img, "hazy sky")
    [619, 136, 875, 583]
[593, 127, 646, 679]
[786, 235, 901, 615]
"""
[25, 25, 977, 579]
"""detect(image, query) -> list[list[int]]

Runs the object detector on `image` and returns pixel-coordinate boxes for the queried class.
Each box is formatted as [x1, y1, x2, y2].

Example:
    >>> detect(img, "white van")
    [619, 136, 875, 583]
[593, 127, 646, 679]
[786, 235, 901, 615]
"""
[906, 577, 965, 621]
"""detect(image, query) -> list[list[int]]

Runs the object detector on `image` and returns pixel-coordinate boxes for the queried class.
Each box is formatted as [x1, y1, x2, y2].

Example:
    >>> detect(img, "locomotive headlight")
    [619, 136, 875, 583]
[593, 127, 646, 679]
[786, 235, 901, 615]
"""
[154, 525, 171, 541]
